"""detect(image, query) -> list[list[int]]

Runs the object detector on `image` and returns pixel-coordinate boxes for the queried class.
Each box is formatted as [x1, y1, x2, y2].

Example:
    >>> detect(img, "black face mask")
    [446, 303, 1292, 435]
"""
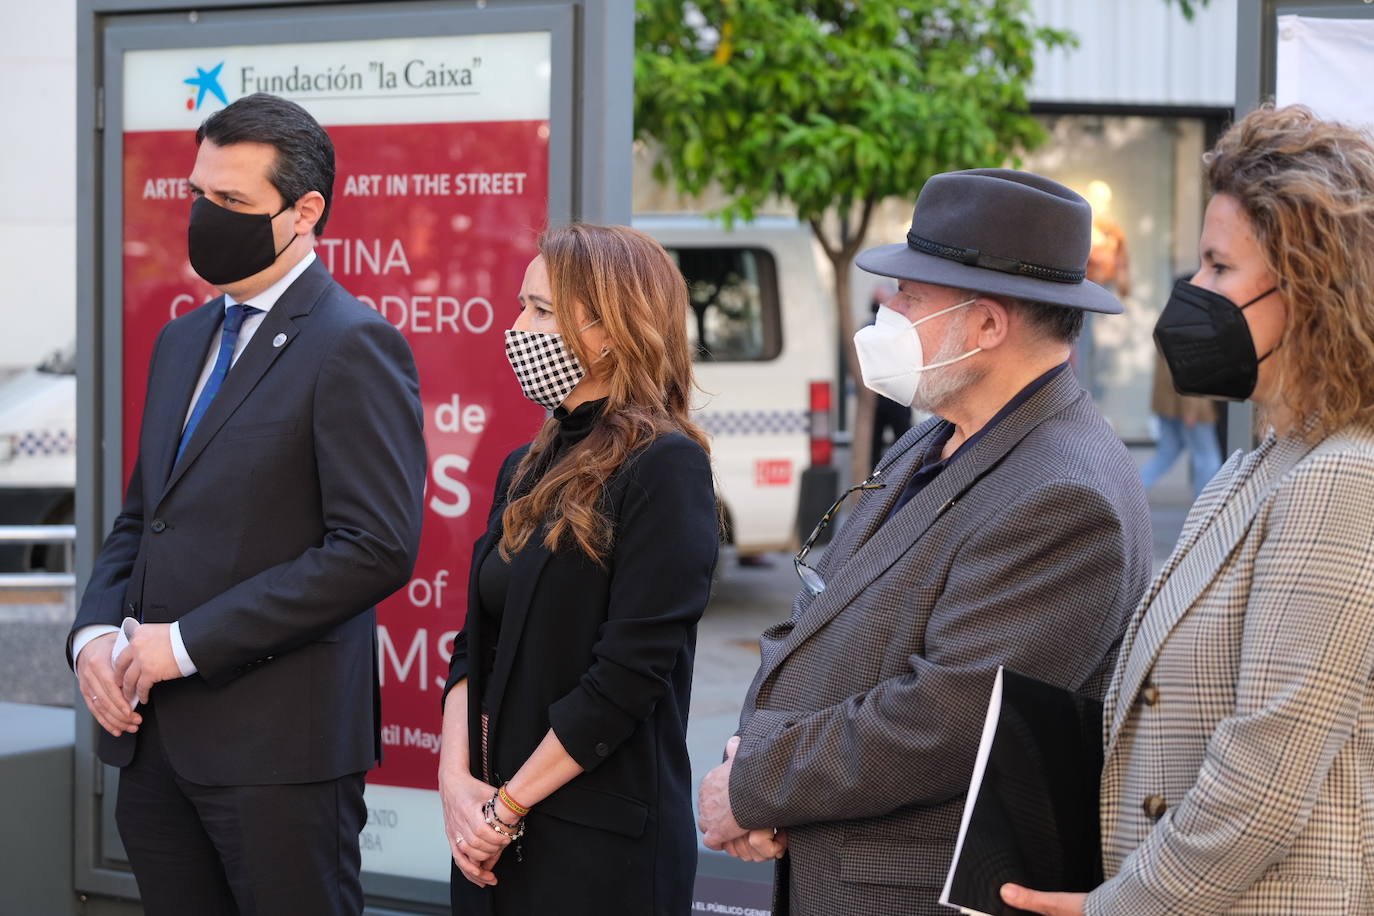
[1154, 278, 1278, 401]
[187, 196, 298, 287]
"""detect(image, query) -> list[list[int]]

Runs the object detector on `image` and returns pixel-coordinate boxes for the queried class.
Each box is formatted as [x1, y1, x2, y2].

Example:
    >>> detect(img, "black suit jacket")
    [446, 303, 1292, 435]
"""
[71, 257, 427, 786]
[444, 432, 717, 915]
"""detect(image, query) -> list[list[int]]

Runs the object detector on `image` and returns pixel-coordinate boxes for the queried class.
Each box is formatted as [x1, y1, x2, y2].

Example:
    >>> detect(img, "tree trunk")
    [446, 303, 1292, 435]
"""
[832, 255, 876, 483]
[810, 200, 879, 486]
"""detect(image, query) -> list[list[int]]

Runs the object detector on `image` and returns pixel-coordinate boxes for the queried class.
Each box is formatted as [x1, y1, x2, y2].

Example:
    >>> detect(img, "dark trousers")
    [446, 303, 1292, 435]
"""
[115, 700, 367, 916]
[871, 397, 913, 472]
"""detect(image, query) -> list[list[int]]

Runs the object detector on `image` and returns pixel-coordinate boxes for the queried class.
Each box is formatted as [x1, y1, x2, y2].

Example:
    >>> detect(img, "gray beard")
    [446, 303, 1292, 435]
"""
[910, 320, 982, 415]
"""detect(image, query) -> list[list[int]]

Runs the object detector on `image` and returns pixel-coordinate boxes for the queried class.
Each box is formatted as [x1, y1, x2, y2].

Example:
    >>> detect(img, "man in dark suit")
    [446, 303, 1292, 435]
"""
[69, 93, 426, 915]
[697, 169, 1153, 915]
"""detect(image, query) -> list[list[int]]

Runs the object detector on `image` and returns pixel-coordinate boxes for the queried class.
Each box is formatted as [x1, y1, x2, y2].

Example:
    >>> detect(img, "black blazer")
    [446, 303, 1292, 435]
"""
[70, 257, 427, 786]
[445, 431, 718, 915]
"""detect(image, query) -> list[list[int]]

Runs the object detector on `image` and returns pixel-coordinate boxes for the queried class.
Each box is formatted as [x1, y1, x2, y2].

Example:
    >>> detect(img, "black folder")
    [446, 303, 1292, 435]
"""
[939, 667, 1104, 916]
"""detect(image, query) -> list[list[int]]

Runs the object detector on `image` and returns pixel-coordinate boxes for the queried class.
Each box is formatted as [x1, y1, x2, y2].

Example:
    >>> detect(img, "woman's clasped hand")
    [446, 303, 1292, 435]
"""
[441, 771, 517, 887]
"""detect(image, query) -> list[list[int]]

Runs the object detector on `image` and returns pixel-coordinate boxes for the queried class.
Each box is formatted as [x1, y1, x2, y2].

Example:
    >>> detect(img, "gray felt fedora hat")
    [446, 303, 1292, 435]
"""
[856, 168, 1123, 314]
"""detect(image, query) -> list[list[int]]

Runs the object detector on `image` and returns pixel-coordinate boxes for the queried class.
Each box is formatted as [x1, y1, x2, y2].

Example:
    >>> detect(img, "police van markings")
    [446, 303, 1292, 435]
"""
[10, 429, 75, 457]
[699, 410, 808, 436]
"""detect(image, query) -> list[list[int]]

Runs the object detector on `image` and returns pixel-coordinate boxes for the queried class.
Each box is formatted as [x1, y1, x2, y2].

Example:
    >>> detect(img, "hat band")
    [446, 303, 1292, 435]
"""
[907, 231, 1085, 285]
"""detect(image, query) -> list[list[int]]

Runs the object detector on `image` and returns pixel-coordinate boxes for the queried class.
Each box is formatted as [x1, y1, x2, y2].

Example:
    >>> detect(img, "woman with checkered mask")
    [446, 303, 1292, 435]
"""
[437, 223, 718, 915]
[1005, 105, 1374, 916]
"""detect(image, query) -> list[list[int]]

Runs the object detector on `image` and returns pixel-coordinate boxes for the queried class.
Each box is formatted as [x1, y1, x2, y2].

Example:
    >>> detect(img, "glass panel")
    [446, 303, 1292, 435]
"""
[119, 26, 555, 888]
[669, 247, 781, 362]
[1019, 114, 1204, 442]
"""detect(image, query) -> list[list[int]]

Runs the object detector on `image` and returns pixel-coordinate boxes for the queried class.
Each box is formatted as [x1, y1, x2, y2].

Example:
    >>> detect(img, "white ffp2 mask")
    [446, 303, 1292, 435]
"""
[852, 300, 982, 407]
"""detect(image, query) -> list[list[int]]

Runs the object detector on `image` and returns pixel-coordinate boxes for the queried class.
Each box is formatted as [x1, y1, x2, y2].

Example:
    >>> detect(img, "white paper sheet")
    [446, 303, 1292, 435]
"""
[939, 666, 1006, 915]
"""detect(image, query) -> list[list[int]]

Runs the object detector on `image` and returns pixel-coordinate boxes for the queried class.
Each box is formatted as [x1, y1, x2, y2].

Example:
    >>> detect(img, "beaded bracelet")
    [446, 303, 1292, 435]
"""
[498, 784, 531, 818]
[486, 792, 522, 830]
[482, 796, 525, 840]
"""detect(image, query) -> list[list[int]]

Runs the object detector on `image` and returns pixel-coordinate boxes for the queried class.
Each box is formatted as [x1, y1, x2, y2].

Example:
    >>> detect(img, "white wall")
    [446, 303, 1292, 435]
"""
[0, 0, 77, 370]
[1028, 0, 1237, 107]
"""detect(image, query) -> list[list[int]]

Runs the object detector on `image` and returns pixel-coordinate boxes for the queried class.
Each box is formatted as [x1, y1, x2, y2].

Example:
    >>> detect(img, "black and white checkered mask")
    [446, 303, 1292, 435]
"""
[504, 328, 589, 409]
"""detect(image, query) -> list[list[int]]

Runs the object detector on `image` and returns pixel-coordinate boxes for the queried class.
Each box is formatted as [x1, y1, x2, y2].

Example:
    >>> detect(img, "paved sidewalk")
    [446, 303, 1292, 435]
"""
[0, 592, 76, 707]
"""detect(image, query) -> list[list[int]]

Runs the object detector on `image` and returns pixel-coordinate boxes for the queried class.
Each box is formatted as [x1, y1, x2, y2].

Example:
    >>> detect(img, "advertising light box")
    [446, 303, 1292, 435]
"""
[120, 30, 551, 883]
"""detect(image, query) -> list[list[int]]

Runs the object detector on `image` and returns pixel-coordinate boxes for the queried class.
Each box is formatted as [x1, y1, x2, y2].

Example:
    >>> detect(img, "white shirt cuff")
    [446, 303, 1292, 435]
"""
[72, 624, 119, 671]
[169, 621, 198, 677]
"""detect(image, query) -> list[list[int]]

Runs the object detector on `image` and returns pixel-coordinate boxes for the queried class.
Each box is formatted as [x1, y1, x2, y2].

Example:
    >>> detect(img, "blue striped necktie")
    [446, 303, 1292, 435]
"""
[176, 303, 261, 464]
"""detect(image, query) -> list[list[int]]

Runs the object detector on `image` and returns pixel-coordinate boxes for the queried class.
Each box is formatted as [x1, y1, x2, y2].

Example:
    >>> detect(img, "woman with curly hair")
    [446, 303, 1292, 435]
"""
[438, 224, 718, 914]
[1006, 105, 1374, 914]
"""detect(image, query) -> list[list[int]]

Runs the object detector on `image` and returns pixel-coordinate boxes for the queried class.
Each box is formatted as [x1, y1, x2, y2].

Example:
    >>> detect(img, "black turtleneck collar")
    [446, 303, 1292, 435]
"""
[551, 397, 608, 451]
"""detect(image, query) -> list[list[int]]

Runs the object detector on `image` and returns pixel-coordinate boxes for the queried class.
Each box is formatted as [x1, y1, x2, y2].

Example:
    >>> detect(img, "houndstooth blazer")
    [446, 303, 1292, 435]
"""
[1088, 423, 1374, 916]
[728, 368, 1153, 916]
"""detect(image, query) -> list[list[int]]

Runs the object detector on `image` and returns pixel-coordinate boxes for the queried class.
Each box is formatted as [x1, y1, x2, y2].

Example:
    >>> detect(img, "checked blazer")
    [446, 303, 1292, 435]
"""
[728, 368, 1153, 916]
[1088, 423, 1374, 915]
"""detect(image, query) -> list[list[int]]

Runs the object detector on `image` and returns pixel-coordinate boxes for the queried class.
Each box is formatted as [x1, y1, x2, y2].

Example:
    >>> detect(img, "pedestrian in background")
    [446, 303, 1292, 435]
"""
[697, 168, 1152, 916]
[439, 224, 718, 915]
[1139, 339, 1222, 498]
[867, 283, 914, 470]
[1006, 105, 1374, 916]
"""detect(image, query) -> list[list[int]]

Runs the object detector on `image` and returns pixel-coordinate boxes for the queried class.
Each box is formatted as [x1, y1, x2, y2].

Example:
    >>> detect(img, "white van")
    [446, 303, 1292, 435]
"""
[0, 344, 77, 569]
[636, 216, 839, 557]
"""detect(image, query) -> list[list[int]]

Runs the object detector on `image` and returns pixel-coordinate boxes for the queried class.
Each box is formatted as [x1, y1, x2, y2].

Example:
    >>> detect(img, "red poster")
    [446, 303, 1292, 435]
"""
[121, 32, 555, 880]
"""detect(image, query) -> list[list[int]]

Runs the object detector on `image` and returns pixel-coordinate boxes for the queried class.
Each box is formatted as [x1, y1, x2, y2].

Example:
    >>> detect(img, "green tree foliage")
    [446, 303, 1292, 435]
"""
[1166, 0, 1210, 20]
[635, 0, 1071, 477]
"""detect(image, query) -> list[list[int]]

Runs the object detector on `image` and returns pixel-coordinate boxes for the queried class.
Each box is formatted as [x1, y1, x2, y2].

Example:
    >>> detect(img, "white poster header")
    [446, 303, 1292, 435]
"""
[124, 31, 551, 132]
[1275, 15, 1374, 131]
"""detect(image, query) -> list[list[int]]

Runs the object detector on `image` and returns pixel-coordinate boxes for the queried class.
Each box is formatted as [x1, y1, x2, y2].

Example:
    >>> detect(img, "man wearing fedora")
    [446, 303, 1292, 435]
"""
[697, 169, 1153, 915]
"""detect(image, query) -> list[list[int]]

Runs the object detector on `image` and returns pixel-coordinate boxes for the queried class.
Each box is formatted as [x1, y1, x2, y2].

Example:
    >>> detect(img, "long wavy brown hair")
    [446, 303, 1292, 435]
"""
[1206, 105, 1374, 440]
[500, 223, 710, 563]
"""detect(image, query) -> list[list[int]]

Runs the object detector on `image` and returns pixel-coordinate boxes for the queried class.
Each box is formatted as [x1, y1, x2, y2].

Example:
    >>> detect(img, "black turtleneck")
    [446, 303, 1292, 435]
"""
[552, 396, 608, 450]
[477, 398, 608, 681]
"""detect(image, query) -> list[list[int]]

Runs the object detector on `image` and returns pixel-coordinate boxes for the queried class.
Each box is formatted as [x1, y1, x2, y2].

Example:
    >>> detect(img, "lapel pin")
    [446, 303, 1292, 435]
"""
[272, 333, 288, 348]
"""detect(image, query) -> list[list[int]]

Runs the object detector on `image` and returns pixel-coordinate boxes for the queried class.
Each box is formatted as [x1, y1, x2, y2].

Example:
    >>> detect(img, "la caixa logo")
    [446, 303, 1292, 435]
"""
[184, 61, 228, 111]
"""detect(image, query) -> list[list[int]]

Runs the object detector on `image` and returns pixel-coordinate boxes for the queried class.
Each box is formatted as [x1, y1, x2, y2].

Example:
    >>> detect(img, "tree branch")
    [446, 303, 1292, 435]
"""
[840, 196, 878, 262]
[809, 217, 841, 264]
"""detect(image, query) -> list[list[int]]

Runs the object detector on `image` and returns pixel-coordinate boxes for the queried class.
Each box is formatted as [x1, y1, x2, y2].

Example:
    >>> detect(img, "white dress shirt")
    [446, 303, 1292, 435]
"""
[72, 251, 317, 676]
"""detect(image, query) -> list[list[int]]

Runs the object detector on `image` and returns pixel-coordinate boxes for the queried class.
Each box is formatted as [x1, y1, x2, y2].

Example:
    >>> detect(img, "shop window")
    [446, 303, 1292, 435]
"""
[1019, 114, 1212, 441]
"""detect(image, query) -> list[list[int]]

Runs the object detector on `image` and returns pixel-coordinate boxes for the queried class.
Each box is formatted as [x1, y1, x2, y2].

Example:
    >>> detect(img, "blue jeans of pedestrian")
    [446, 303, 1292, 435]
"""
[1140, 416, 1223, 498]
